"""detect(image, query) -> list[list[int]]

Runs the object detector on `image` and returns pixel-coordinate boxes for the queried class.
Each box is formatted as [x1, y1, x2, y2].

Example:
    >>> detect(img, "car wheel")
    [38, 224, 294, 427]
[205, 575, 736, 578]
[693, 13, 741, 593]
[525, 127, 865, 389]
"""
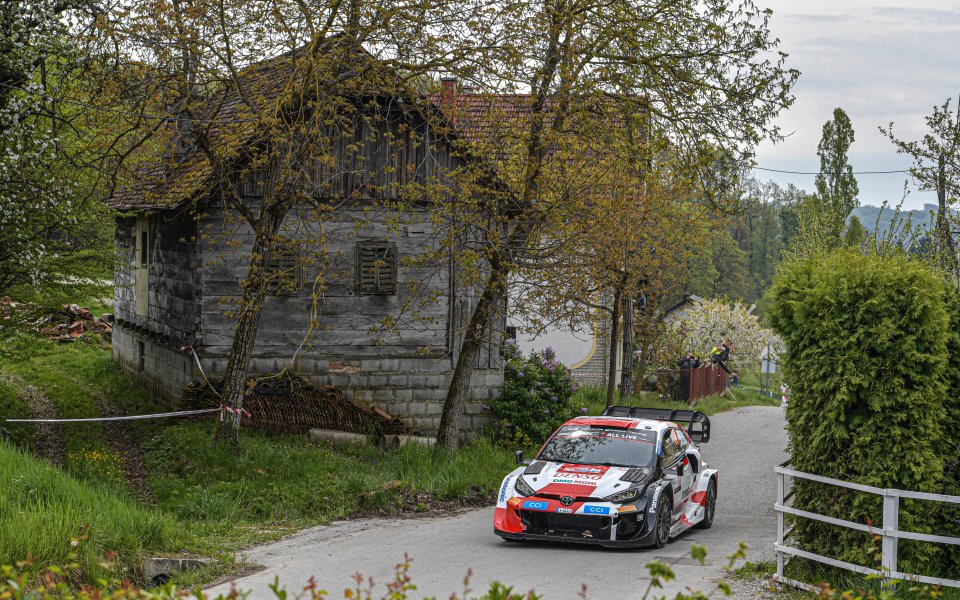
[653, 496, 672, 549]
[695, 480, 717, 530]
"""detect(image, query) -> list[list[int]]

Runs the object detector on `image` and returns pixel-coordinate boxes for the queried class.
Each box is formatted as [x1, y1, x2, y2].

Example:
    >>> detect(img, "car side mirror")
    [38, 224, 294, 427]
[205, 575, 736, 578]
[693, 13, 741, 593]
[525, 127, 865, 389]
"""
[516, 451, 531, 465]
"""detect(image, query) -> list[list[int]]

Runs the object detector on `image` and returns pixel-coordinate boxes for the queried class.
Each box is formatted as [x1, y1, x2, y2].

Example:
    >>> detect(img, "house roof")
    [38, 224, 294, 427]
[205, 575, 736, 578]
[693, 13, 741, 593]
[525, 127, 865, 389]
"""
[430, 89, 535, 147]
[662, 294, 704, 319]
[108, 51, 632, 212]
[108, 41, 425, 212]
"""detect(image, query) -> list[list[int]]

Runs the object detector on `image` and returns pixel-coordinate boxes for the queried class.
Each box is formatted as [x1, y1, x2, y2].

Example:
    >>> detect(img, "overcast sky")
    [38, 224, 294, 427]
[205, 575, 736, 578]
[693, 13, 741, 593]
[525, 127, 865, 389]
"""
[751, 1, 959, 210]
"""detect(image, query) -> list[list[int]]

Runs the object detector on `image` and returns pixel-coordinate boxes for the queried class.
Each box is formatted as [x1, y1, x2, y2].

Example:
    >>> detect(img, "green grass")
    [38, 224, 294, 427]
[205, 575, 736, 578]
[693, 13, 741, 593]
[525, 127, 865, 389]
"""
[143, 424, 514, 527]
[0, 327, 519, 586]
[0, 332, 153, 491]
[573, 383, 780, 417]
[782, 558, 960, 599]
[0, 440, 184, 584]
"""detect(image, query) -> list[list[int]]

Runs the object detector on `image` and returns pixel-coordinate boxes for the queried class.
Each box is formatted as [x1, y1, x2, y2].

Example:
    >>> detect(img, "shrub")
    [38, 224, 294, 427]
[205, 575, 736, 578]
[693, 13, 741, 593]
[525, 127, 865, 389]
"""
[487, 345, 578, 446]
[766, 249, 950, 574]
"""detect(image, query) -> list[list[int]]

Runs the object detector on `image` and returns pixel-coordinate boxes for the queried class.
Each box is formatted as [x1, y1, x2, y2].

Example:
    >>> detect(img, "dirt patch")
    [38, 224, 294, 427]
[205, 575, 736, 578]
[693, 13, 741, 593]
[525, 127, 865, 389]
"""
[98, 400, 153, 503]
[351, 484, 494, 520]
[21, 383, 66, 466]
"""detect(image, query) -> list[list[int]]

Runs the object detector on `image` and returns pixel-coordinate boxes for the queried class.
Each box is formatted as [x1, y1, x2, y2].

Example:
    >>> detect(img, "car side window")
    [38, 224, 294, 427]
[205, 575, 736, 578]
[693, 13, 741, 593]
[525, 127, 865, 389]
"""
[672, 428, 688, 452]
[660, 431, 679, 467]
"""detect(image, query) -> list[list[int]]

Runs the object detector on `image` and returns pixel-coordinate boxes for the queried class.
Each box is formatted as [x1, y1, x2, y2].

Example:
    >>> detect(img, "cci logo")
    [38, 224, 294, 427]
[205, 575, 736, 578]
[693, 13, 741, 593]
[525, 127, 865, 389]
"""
[523, 500, 549, 511]
[583, 505, 611, 515]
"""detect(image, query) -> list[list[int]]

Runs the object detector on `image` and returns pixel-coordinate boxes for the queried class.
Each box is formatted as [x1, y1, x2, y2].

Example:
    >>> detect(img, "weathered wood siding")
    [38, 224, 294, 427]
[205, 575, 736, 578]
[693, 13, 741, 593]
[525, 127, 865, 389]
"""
[113, 101, 503, 432]
[196, 202, 500, 433]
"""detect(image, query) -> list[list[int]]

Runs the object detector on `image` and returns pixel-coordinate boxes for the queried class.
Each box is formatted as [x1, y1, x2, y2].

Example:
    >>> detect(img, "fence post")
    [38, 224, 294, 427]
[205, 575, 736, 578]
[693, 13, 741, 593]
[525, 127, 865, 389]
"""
[881, 491, 900, 580]
[776, 469, 785, 581]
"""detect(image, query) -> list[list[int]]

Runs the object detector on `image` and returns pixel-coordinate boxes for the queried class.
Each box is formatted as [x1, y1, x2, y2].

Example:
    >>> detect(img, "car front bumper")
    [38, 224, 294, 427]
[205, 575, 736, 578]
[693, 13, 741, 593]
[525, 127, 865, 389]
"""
[494, 499, 657, 547]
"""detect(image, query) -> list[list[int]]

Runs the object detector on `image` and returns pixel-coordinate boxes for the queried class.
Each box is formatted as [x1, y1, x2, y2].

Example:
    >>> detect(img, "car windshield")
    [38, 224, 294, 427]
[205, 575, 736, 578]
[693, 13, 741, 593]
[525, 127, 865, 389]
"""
[538, 425, 656, 468]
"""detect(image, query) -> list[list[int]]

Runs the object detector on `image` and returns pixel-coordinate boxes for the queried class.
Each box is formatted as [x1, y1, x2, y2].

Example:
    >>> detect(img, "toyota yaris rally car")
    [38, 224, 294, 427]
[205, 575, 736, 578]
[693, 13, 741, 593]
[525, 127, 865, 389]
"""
[494, 406, 717, 548]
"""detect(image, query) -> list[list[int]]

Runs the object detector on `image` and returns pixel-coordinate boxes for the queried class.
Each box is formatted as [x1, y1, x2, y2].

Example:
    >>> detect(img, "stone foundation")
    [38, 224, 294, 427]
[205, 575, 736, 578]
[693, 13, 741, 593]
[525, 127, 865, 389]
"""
[113, 325, 194, 408]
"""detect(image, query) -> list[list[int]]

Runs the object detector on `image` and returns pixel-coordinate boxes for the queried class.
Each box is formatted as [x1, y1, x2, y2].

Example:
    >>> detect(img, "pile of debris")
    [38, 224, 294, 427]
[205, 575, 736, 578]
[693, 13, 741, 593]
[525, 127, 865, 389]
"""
[180, 374, 410, 438]
[38, 304, 113, 342]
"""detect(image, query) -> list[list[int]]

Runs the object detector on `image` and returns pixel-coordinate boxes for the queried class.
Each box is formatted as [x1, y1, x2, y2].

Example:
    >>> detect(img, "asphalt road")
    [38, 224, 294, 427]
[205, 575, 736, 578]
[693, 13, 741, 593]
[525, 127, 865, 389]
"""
[207, 405, 788, 599]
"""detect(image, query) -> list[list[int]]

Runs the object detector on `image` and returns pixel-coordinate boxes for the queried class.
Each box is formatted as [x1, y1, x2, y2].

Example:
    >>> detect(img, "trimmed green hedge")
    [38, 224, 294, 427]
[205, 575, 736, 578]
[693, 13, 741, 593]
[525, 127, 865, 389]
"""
[767, 250, 950, 574]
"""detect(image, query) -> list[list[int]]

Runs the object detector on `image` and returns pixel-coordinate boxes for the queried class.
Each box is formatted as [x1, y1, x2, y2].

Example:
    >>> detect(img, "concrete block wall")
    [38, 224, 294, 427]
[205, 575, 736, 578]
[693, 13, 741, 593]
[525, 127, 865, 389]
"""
[113, 325, 195, 408]
[200, 353, 499, 435]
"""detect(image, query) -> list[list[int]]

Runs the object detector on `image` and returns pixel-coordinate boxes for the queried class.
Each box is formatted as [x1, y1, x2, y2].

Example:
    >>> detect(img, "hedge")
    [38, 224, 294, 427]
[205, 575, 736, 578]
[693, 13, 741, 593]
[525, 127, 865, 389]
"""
[767, 250, 950, 574]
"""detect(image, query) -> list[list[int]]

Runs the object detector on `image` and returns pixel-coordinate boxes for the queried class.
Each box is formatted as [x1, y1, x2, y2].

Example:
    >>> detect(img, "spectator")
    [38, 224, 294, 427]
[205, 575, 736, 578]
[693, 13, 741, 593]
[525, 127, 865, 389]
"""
[731, 371, 739, 386]
[711, 340, 731, 374]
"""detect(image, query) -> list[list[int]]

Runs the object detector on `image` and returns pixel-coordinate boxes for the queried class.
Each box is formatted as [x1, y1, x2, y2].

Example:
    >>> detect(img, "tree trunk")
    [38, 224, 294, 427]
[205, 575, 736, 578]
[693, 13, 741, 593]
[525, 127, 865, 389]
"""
[619, 297, 635, 399]
[937, 154, 958, 278]
[605, 287, 622, 408]
[436, 261, 507, 450]
[215, 209, 285, 449]
[437, 9, 564, 448]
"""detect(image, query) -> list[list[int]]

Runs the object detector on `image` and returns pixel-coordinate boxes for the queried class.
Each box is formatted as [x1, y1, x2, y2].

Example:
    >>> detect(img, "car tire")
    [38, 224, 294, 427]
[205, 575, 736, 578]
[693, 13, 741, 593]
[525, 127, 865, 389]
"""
[695, 480, 717, 530]
[653, 496, 672, 549]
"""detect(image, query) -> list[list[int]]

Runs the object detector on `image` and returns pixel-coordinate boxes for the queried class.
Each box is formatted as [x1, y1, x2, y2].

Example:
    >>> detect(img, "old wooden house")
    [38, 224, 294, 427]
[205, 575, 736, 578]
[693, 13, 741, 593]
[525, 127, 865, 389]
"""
[108, 52, 506, 434]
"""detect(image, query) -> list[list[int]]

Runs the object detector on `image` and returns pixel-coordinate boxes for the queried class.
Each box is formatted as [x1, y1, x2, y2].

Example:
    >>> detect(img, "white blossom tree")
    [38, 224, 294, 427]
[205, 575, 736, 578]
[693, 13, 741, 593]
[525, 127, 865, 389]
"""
[677, 297, 774, 373]
[0, 0, 111, 298]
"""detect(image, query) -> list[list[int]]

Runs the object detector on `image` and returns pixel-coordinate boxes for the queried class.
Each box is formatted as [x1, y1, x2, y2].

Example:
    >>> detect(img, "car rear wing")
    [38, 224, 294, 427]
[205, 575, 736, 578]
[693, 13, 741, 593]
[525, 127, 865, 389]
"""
[601, 406, 711, 444]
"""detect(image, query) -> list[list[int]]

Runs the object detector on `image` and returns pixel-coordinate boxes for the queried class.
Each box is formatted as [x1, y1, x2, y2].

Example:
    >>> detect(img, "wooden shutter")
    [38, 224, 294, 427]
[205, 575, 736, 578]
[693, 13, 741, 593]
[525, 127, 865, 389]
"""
[356, 241, 397, 295]
[268, 248, 302, 295]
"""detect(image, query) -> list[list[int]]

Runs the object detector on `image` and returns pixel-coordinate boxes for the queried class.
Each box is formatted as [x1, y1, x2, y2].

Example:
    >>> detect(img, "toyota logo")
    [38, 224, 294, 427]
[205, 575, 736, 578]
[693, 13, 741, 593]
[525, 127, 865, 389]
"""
[560, 496, 574, 506]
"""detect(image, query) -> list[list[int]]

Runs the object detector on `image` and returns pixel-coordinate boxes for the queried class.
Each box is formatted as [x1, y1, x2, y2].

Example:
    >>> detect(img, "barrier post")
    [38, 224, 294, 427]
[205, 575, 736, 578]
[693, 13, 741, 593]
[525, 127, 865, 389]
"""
[881, 491, 900, 580]
[777, 469, 785, 581]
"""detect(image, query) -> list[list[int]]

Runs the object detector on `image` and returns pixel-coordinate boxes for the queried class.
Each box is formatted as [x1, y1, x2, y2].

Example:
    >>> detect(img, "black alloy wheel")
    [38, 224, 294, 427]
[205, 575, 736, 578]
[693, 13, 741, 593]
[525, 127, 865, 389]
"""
[695, 480, 717, 530]
[653, 497, 672, 548]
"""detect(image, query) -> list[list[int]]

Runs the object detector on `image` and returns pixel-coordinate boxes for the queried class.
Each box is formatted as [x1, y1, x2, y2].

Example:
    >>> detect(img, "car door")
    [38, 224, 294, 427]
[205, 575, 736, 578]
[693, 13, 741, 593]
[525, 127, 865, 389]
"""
[671, 427, 695, 512]
[660, 428, 693, 522]
[659, 431, 682, 523]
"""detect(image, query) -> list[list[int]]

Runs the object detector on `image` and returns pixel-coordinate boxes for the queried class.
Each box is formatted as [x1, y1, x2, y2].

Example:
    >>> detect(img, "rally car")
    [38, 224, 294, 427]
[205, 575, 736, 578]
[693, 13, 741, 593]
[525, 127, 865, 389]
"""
[493, 406, 717, 548]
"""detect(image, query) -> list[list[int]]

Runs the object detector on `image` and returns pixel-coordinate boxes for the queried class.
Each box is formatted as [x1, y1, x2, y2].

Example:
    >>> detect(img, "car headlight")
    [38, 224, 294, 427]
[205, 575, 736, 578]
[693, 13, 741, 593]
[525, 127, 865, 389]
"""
[514, 476, 536, 497]
[604, 487, 641, 504]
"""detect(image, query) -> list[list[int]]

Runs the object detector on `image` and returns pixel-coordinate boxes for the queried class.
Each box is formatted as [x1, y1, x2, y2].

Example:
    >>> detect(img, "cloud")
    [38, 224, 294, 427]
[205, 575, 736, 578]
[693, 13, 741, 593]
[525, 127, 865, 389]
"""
[752, 1, 958, 208]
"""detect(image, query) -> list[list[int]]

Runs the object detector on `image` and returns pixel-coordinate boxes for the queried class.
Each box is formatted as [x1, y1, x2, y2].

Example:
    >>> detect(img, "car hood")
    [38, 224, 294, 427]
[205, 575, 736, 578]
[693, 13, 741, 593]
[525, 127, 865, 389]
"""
[521, 461, 653, 500]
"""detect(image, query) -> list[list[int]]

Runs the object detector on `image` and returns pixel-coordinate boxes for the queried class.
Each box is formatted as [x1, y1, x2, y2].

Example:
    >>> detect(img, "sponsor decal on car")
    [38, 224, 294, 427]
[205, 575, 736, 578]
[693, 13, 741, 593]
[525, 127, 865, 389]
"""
[498, 476, 512, 503]
[522, 500, 550, 511]
[552, 473, 603, 482]
[561, 465, 603, 474]
[649, 484, 663, 513]
[582, 504, 611, 515]
[555, 508, 572, 513]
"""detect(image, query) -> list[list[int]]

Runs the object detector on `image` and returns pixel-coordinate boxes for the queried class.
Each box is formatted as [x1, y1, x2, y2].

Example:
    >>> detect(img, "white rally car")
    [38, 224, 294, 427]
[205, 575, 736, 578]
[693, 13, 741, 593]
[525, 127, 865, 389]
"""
[494, 406, 717, 548]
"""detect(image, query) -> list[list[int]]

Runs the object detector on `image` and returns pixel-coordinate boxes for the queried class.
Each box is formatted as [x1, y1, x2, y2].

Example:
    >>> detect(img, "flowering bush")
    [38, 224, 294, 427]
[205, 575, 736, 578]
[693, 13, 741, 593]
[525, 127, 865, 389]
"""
[675, 298, 777, 373]
[487, 345, 578, 447]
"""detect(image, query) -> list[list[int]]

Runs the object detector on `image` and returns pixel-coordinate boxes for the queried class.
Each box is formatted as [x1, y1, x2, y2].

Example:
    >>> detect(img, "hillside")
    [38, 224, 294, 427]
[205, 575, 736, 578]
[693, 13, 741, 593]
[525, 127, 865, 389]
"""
[851, 203, 942, 237]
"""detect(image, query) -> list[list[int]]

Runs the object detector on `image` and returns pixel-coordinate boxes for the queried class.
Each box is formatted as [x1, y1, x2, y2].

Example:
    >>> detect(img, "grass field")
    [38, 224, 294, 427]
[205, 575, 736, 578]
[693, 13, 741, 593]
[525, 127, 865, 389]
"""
[0, 329, 516, 585]
[0, 316, 779, 587]
[0, 441, 185, 583]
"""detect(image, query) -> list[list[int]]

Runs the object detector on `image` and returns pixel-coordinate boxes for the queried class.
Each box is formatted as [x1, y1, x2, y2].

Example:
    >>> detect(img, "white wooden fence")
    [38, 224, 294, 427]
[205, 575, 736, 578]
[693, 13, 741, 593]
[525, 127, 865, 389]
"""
[775, 464, 960, 590]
